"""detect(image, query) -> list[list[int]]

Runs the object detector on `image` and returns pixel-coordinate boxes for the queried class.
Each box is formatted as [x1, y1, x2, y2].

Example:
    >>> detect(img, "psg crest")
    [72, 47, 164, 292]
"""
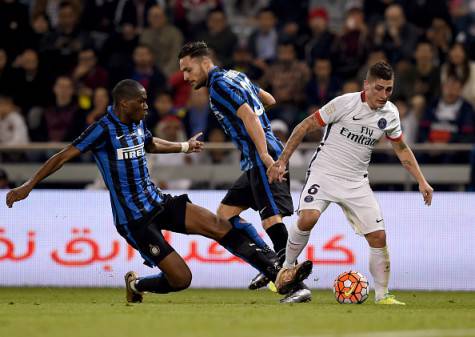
[377, 118, 387, 129]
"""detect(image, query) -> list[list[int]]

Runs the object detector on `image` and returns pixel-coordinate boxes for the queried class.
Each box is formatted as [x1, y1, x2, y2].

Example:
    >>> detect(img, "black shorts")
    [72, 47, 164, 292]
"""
[221, 165, 293, 220]
[117, 194, 190, 267]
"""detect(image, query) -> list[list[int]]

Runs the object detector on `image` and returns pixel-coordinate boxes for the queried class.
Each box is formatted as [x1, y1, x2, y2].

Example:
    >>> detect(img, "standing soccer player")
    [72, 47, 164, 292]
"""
[268, 61, 434, 305]
[178, 41, 310, 303]
[5, 79, 312, 302]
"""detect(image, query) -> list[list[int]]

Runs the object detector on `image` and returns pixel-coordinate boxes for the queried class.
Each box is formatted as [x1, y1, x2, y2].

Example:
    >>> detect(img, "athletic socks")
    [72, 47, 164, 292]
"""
[218, 228, 278, 281]
[369, 246, 390, 301]
[266, 222, 288, 254]
[135, 273, 176, 294]
[228, 216, 268, 249]
[283, 223, 310, 268]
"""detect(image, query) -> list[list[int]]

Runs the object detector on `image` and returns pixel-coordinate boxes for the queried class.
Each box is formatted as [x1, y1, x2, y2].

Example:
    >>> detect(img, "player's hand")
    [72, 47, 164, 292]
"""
[267, 160, 287, 184]
[260, 153, 275, 170]
[419, 181, 433, 206]
[186, 132, 204, 153]
[6, 184, 32, 208]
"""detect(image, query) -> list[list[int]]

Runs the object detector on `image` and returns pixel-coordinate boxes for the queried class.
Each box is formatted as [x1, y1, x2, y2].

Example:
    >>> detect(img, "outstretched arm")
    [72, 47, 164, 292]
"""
[391, 138, 433, 206]
[145, 132, 203, 154]
[267, 115, 320, 183]
[258, 89, 276, 110]
[6, 145, 81, 208]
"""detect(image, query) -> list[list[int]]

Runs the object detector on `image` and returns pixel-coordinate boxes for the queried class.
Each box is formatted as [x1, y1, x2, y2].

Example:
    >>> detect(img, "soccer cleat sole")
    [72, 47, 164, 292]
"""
[277, 261, 313, 295]
[280, 288, 312, 303]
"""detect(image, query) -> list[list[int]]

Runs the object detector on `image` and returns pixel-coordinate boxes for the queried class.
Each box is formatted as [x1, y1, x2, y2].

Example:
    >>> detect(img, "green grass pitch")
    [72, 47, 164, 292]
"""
[1, 288, 474, 337]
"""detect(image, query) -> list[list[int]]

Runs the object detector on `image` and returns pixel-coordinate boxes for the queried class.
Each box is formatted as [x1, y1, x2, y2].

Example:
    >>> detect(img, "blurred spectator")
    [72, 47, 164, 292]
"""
[363, 0, 397, 26]
[305, 57, 341, 108]
[374, 4, 421, 63]
[140, 5, 183, 77]
[168, 70, 192, 108]
[426, 17, 454, 64]
[331, 7, 370, 79]
[0, 49, 16, 98]
[198, 127, 238, 165]
[0, 0, 34, 59]
[196, 9, 238, 67]
[172, 0, 218, 38]
[309, 0, 351, 33]
[0, 168, 11, 189]
[40, 0, 93, 76]
[149, 115, 192, 189]
[179, 88, 212, 138]
[397, 40, 440, 104]
[262, 41, 310, 125]
[394, 96, 422, 145]
[124, 44, 166, 102]
[85, 87, 109, 125]
[73, 48, 108, 91]
[10, 49, 49, 115]
[80, 0, 118, 47]
[114, 0, 164, 32]
[304, 7, 335, 65]
[441, 42, 475, 107]
[419, 75, 475, 145]
[356, 48, 388, 84]
[0, 95, 29, 145]
[101, 22, 139, 84]
[399, 0, 450, 30]
[146, 90, 176, 133]
[230, 46, 264, 82]
[31, 76, 84, 141]
[269, 0, 308, 30]
[341, 79, 361, 93]
[31, 0, 82, 29]
[248, 8, 279, 63]
[30, 13, 51, 49]
[222, 0, 269, 44]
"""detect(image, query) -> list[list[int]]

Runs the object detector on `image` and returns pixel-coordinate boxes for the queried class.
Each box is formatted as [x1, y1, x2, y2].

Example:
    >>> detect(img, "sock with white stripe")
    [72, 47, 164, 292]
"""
[283, 223, 311, 268]
[369, 246, 390, 301]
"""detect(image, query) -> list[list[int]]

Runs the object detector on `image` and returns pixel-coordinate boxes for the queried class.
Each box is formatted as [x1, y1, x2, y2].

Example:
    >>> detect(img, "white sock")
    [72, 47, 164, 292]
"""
[369, 246, 390, 301]
[283, 223, 311, 268]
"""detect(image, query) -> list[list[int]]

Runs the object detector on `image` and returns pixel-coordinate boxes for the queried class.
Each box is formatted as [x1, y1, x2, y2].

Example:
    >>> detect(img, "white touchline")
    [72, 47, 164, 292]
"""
[287, 329, 475, 337]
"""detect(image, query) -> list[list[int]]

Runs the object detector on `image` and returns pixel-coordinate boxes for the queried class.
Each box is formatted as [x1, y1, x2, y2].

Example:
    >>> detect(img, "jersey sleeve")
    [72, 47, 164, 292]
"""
[209, 80, 247, 115]
[313, 96, 347, 127]
[385, 107, 403, 141]
[72, 122, 106, 153]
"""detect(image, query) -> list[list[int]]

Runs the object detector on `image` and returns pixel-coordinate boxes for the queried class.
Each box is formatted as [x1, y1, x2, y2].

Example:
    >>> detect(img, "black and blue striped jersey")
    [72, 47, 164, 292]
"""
[207, 67, 283, 171]
[72, 106, 164, 230]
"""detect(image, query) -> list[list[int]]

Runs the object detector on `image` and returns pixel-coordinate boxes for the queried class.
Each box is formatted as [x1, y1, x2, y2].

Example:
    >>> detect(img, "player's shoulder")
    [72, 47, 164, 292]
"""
[325, 92, 361, 111]
[382, 100, 400, 118]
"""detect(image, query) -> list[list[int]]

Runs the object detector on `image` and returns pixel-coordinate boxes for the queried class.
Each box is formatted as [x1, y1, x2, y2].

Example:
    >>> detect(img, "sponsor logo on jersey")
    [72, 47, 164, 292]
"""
[378, 118, 387, 129]
[116, 143, 145, 160]
[340, 127, 377, 146]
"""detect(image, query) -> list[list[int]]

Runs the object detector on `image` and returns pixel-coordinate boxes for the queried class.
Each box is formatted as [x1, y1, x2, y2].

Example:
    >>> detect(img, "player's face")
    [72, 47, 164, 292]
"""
[125, 88, 148, 123]
[364, 78, 393, 109]
[179, 56, 208, 90]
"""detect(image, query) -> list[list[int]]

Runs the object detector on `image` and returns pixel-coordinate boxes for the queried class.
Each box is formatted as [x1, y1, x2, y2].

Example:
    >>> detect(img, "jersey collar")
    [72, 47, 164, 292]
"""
[206, 66, 220, 88]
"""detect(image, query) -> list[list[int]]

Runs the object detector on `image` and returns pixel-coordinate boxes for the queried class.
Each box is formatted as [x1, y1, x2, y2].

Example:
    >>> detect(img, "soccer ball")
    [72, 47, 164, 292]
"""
[333, 271, 369, 304]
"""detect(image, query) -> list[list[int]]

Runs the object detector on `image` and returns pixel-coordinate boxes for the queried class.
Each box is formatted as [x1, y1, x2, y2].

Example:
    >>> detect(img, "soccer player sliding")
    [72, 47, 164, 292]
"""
[268, 61, 434, 305]
[5, 79, 312, 303]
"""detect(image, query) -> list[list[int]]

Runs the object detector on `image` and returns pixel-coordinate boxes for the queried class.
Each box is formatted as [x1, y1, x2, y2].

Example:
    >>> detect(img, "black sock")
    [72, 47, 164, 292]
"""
[218, 228, 278, 281]
[135, 273, 176, 294]
[266, 223, 288, 255]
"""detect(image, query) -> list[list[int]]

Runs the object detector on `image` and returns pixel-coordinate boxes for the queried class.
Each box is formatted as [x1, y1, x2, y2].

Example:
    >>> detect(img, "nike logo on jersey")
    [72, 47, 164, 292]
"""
[376, 218, 383, 223]
[116, 132, 138, 140]
[352, 116, 363, 120]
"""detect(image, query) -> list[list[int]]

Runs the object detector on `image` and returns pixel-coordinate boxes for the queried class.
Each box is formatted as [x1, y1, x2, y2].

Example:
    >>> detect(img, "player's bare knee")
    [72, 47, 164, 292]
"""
[365, 230, 386, 248]
[297, 210, 320, 231]
[169, 270, 192, 290]
[206, 217, 231, 240]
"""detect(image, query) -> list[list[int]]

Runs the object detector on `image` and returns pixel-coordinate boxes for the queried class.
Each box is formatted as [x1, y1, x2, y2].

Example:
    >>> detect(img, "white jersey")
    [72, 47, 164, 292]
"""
[310, 91, 403, 181]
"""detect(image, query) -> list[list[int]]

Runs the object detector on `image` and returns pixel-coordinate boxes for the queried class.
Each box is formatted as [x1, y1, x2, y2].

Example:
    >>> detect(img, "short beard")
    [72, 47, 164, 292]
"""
[193, 78, 206, 89]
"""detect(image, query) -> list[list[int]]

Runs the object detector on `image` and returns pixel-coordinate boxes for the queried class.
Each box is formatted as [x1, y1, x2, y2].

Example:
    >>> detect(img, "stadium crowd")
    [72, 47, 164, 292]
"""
[0, 0, 474, 189]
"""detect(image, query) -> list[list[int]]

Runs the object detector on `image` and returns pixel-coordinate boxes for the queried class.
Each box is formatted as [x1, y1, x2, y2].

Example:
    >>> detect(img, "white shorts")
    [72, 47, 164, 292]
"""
[298, 171, 385, 235]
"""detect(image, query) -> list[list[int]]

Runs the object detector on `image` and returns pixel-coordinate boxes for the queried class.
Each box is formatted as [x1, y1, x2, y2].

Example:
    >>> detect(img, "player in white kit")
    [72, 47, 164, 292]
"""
[270, 62, 433, 305]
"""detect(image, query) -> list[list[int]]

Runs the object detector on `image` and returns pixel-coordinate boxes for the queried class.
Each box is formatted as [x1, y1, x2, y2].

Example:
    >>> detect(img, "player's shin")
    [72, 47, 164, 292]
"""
[283, 223, 311, 268]
[228, 216, 269, 249]
[218, 228, 279, 280]
[369, 246, 390, 301]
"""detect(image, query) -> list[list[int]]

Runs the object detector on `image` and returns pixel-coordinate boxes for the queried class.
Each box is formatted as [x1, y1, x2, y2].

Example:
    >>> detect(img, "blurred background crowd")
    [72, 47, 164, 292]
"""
[0, 0, 474, 190]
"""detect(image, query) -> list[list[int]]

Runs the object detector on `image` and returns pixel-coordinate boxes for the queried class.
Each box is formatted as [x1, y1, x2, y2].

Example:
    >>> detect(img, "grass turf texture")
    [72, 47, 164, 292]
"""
[0, 288, 474, 337]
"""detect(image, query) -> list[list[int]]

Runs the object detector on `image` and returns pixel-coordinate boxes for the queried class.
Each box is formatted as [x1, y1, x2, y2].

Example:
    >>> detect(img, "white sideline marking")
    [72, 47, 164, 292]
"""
[288, 329, 475, 337]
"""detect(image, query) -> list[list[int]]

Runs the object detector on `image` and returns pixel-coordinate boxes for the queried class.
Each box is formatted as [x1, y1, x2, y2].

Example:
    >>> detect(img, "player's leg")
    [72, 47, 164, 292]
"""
[339, 188, 405, 305]
[184, 201, 313, 294]
[218, 172, 269, 250]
